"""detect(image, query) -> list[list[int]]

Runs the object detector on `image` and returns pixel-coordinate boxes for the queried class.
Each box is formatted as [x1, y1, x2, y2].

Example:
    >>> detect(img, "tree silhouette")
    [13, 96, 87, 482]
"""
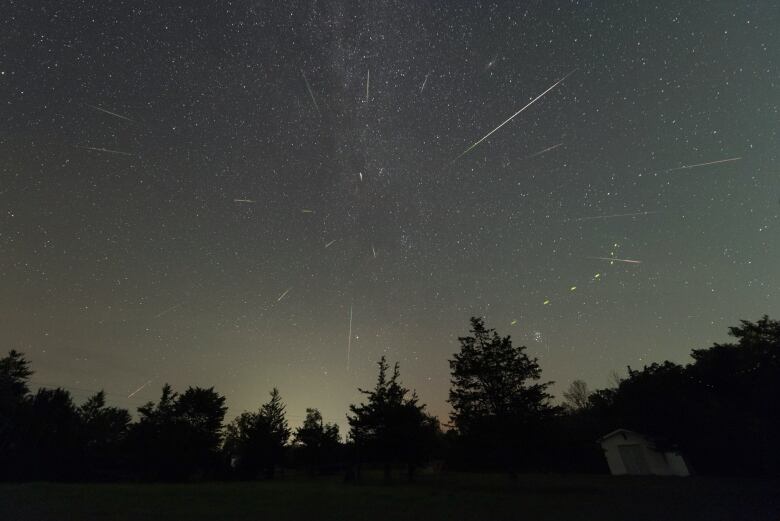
[294, 408, 341, 474]
[0, 350, 32, 402]
[258, 388, 291, 478]
[0, 315, 777, 481]
[26, 388, 83, 479]
[599, 361, 693, 448]
[449, 317, 556, 473]
[348, 356, 439, 480]
[581, 316, 780, 476]
[128, 384, 227, 480]
[79, 391, 131, 478]
[685, 315, 780, 475]
[224, 388, 290, 479]
[175, 386, 228, 477]
[562, 380, 591, 411]
[128, 384, 183, 479]
[0, 350, 33, 479]
[224, 411, 261, 478]
[80, 391, 131, 446]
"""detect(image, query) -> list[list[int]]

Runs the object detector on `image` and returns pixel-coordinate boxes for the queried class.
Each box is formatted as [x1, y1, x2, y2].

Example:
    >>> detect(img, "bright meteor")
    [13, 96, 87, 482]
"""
[127, 380, 152, 399]
[668, 157, 742, 172]
[346, 304, 353, 372]
[587, 256, 642, 264]
[85, 103, 134, 122]
[277, 287, 292, 302]
[452, 70, 576, 163]
[76, 145, 134, 156]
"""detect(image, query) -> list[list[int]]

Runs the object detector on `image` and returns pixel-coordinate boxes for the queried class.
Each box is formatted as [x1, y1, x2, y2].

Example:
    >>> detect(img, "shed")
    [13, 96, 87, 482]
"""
[598, 429, 690, 476]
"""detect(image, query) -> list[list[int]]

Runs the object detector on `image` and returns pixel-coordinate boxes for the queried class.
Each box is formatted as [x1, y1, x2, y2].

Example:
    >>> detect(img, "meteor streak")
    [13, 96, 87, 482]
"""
[644, 157, 743, 176]
[346, 304, 353, 372]
[522, 142, 563, 160]
[420, 72, 430, 93]
[154, 303, 182, 319]
[77, 145, 134, 156]
[85, 103, 134, 122]
[233, 199, 255, 204]
[277, 287, 292, 302]
[668, 157, 742, 172]
[570, 210, 658, 222]
[452, 69, 576, 163]
[127, 380, 152, 398]
[365, 69, 370, 102]
[301, 70, 321, 116]
[588, 256, 642, 264]
[325, 239, 337, 249]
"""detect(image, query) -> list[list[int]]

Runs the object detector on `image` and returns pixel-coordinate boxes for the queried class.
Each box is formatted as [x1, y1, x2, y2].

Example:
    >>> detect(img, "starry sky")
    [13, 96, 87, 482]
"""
[2, 1, 778, 428]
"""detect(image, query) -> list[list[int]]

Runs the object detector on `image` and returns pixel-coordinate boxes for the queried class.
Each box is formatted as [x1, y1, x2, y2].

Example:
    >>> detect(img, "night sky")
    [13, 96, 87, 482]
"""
[2, 1, 778, 428]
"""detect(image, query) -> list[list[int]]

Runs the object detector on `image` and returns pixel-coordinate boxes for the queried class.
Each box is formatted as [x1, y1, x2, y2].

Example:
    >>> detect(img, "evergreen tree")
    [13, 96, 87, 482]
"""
[348, 356, 439, 480]
[224, 388, 290, 479]
[0, 350, 33, 403]
[448, 317, 556, 473]
[258, 387, 290, 478]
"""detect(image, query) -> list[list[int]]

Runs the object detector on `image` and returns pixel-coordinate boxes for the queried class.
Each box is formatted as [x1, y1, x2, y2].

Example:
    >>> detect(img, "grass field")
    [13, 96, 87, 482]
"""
[1, 473, 778, 521]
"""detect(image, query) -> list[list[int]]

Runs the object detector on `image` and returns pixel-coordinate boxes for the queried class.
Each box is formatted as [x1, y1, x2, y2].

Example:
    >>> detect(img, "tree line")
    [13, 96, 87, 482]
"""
[1, 315, 778, 481]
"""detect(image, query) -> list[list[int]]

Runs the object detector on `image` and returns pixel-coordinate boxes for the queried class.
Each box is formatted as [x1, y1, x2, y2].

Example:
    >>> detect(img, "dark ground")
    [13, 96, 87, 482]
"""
[1, 473, 777, 521]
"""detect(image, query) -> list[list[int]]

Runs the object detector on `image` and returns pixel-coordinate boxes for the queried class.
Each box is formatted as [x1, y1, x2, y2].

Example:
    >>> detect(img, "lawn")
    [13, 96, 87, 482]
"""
[1, 473, 777, 521]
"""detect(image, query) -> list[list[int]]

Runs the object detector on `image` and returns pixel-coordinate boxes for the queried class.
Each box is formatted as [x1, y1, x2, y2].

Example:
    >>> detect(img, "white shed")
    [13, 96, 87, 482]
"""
[598, 429, 690, 477]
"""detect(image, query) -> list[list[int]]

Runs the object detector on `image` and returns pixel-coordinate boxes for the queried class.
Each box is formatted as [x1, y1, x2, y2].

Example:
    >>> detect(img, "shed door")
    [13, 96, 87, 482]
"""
[618, 444, 650, 474]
